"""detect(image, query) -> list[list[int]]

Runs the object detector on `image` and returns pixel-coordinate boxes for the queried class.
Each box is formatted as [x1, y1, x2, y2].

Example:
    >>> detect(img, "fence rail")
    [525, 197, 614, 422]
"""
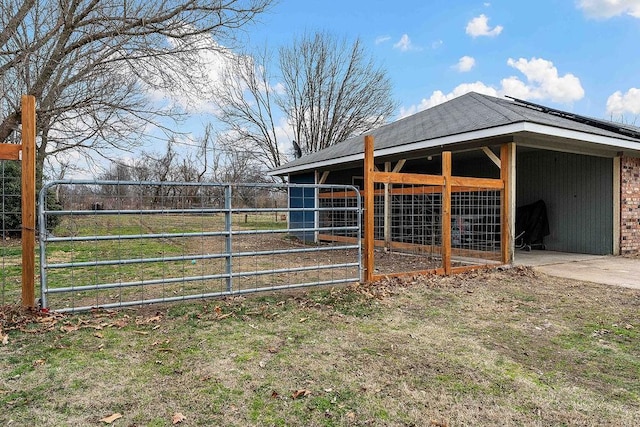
[39, 181, 362, 313]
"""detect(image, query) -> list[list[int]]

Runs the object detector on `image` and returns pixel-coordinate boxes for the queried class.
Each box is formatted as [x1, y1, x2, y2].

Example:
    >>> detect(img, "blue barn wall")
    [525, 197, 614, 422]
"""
[289, 172, 316, 241]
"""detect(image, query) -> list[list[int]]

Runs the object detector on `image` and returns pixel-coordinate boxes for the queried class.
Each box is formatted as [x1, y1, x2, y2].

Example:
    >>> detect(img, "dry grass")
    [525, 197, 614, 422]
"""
[1, 267, 639, 426]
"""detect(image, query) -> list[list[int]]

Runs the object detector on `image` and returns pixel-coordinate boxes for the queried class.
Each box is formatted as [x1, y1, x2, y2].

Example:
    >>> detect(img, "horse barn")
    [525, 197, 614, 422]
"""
[270, 92, 640, 274]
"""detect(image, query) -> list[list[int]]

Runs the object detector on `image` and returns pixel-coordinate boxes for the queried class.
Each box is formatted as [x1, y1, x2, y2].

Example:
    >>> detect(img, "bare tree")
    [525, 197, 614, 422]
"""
[213, 31, 396, 172]
[215, 49, 284, 170]
[279, 33, 397, 155]
[0, 0, 272, 184]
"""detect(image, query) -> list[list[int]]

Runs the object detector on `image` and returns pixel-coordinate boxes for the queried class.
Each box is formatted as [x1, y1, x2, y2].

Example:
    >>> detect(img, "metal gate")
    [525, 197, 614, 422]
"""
[39, 181, 361, 312]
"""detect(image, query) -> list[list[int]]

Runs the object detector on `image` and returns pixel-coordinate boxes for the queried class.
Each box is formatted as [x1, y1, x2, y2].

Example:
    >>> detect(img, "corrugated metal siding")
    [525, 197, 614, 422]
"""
[517, 150, 613, 254]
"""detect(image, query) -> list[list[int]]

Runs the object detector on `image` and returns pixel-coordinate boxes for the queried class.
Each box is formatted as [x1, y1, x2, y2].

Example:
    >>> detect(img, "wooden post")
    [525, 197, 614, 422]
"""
[364, 135, 375, 283]
[442, 152, 452, 275]
[21, 95, 36, 309]
[383, 162, 391, 249]
[500, 143, 515, 264]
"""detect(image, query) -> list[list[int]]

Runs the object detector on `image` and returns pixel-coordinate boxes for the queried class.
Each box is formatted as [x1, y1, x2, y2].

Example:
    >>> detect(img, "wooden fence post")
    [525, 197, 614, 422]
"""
[500, 143, 515, 264]
[364, 135, 375, 283]
[21, 95, 36, 309]
[442, 152, 452, 275]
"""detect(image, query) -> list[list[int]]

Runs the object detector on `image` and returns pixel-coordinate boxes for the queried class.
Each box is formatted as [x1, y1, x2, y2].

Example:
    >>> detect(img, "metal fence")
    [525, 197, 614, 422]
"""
[0, 160, 22, 305]
[39, 181, 362, 313]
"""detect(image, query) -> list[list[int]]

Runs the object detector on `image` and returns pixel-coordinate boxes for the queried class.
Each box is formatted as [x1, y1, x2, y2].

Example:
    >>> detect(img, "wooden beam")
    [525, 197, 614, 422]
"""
[384, 162, 391, 248]
[449, 176, 504, 189]
[500, 143, 515, 264]
[442, 151, 452, 275]
[318, 171, 330, 185]
[372, 171, 445, 186]
[392, 159, 406, 173]
[364, 135, 375, 283]
[21, 95, 36, 309]
[0, 143, 21, 160]
[482, 147, 501, 168]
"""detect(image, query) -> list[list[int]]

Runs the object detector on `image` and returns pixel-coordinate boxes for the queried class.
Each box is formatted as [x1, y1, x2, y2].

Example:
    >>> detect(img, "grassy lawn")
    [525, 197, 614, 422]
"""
[1, 267, 639, 426]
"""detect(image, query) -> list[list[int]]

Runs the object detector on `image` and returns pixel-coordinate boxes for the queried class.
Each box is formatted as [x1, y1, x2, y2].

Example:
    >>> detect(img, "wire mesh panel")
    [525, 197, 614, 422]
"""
[372, 184, 444, 276]
[363, 184, 503, 277]
[1, 160, 23, 305]
[451, 189, 502, 261]
[39, 181, 361, 313]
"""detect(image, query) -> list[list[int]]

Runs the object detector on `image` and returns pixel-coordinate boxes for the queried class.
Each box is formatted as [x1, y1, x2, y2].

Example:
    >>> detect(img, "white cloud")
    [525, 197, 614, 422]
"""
[394, 34, 419, 52]
[577, 0, 640, 18]
[375, 35, 391, 44]
[503, 57, 584, 103]
[399, 57, 584, 117]
[431, 39, 444, 49]
[399, 82, 498, 118]
[606, 88, 640, 116]
[465, 14, 503, 37]
[143, 34, 238, 115]
[455, 56, 476, 72]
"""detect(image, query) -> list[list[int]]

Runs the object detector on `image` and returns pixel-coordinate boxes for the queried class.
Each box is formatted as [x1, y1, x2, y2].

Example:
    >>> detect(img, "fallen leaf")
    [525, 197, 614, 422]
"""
[292, 389, 311, 399]
[346, 412, 356, 421]
[271, 390, 279, 399]
[172, 412, 186, 424]
[1, 329, 8, 345]
[133, 330, 149, 335]
[99, 413, 122, 424]
[299, 318, 308, 323]
[112, 319, 128, 329]
[33, 359, 45, 366]
[36, 316, 58, 325]
[60, 324, 79, 333]
[94, 332, 104, 339]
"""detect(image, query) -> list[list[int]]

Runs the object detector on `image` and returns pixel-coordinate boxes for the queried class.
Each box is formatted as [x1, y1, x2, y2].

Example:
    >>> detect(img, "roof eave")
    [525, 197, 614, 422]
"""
[269, 121, 640, 177]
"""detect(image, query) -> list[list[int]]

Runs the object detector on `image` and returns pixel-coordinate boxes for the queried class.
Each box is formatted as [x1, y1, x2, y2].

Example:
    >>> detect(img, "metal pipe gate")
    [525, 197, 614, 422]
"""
[39, 181, 362, 312]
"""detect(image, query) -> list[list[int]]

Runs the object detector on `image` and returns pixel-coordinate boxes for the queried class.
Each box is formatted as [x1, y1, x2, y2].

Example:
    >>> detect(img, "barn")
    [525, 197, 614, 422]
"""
[270, 92, 640, 263]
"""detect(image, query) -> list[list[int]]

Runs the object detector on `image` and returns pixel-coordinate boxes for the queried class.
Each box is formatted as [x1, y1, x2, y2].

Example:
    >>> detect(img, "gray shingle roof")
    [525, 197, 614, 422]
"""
[271, 92, 640, 174]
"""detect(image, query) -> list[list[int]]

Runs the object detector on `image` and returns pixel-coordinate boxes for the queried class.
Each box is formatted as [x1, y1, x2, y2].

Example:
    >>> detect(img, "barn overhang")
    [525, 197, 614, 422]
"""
[270, 121, 640, 177]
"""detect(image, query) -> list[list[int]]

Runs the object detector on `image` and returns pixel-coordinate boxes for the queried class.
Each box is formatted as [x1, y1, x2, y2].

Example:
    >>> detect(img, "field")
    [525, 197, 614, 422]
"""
[1, 267, 639, 426]
[3, 213, 365, 311]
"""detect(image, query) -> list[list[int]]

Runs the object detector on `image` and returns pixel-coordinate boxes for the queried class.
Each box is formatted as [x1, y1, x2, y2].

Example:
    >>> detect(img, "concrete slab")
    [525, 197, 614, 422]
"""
[514, 250, 640, 290]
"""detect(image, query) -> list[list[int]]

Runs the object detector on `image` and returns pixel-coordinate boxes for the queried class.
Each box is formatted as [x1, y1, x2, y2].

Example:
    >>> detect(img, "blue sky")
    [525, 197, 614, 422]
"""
[68, 0, 640, 177]
[245, 0, 640, 121]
